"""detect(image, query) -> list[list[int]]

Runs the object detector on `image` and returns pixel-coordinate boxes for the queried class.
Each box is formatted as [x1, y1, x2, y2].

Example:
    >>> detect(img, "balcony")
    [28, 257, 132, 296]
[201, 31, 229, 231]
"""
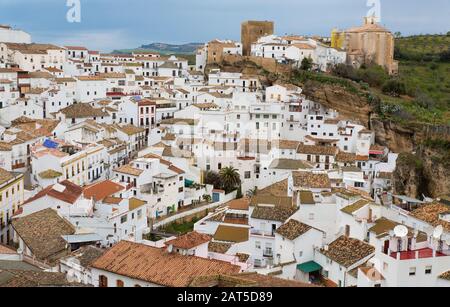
[388, 248, 448, 260]
[263, 250, 274, 258]
[12, 162, 26, 170]
[251, 230, 275, 238]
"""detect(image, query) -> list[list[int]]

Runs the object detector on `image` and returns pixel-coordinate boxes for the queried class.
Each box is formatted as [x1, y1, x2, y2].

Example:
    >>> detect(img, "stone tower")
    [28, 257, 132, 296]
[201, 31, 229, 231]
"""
[241, 20, 274, 56]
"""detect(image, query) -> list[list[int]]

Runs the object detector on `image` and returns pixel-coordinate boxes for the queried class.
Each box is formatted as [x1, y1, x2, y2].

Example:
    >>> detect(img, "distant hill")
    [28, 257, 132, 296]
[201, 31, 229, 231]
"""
[140, 42, 203, 54]
[113, 42, 203, 55]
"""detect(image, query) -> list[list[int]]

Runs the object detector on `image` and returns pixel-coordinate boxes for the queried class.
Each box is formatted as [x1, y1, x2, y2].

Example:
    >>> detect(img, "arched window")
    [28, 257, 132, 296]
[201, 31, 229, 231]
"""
[116, 280, 124, 287]
[134, 284, 141, 288]
[99, 275, 108, 288]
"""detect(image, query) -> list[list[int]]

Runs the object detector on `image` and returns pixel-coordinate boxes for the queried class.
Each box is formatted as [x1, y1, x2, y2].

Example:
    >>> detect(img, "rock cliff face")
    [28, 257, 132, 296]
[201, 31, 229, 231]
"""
[393, 153, 426, 199]
[302, 81, 372, 126]
[302, 81, 450, 198]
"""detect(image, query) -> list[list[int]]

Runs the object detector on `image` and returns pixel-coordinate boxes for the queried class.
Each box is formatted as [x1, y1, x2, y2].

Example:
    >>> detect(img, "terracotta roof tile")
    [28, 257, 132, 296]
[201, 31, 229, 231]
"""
[23, 180, 82, 205]
[90, 241, 240, 287]
[276, 219, 312, 240]
[410, 202, 450, 232]
[83, 180, 125, 202]
[297, 144, 339, 156]
[165, 231, 211, 249]
[292, 171, 331, 189]
[11, 209, 75, 263]
[114, 165, 143, 177]
[320, 236, 375, 268]
[59, 103, 109, 119]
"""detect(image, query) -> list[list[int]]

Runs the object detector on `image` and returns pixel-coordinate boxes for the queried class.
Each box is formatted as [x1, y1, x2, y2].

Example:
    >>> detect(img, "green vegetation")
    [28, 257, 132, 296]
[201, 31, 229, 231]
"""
[291, 69, 362, 95]
[162, 217, 201, 235]
[204, 167, 242, 194]
[391, 35, 450, 125]
[219, 167, 241, 194]
[300, 57, 314, 71]
[394, 35, 450, 62]
[397, 152, 424, 171]
[323, 34, 450, 126]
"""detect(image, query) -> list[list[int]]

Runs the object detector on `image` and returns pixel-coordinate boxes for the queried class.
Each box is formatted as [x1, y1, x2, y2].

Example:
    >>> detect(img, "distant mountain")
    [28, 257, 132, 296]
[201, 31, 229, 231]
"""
[113, 42, 203, 55]
[140, 42, 203, 54]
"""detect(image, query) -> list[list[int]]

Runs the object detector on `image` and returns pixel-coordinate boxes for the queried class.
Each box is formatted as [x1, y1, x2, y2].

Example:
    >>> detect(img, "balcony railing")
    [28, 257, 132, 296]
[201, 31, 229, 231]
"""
[251, 230, 275, 238]
[386, 248, 449, 261]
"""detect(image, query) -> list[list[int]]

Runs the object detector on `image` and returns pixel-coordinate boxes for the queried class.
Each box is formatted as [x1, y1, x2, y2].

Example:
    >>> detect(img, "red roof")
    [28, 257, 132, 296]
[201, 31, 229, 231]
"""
[91, 241, 240, 287]
[165, 231, 211, 249]
[138, 99, 156, 107]
[83, 180, 125, 202]
[23, 180, 83, 205]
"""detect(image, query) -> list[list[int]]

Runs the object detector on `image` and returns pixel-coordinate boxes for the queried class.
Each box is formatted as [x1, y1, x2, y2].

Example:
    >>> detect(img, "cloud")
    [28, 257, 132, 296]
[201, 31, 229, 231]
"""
[0, 0, 448, 50]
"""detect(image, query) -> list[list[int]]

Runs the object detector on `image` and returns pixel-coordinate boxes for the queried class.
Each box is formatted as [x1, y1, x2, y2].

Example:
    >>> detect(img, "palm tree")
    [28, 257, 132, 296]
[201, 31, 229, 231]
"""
[246, 187, 258, 198]
[219, 167, 241, 193]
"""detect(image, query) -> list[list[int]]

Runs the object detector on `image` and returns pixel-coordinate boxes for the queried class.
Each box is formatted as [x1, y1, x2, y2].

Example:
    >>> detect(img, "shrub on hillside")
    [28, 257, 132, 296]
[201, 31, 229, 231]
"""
[382, 79, 407, 97]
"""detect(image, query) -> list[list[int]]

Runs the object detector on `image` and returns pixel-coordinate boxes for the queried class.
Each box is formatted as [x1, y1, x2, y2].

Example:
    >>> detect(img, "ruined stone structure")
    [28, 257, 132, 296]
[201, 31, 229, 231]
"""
[241, 20, 274, 56]
[331, 17, 398, 75]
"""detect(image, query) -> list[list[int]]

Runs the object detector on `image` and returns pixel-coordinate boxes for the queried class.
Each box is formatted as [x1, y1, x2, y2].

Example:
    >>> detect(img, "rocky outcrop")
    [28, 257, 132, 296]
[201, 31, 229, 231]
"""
[393, 153, 426, 199]
[370, 118, 417, 152]
[301, 81, 450, 198]
[302, 81, 372, 126]
[419, 146, 450, 198]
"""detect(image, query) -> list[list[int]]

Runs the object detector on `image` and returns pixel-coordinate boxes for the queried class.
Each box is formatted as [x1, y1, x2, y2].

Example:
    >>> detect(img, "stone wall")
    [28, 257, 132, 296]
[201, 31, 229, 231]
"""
[222, 54, 291, 75]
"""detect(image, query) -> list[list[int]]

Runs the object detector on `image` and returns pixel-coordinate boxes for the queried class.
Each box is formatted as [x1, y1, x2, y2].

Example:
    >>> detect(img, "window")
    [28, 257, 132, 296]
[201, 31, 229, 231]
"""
[99, 275, 108, 287]
[425, 266, 432, 275]
[308, 213, 315, 220]
[121, 215, 128, 224]
[255, 241, 261, 249]
[244, 171, 251, 179]
[409, 267, 416, 276]
[116, 280, 124, 287]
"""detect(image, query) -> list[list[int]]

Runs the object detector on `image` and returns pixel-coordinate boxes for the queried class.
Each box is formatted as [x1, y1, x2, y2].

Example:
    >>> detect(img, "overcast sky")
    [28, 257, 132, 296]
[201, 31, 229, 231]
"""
[1, 0, 448, 51]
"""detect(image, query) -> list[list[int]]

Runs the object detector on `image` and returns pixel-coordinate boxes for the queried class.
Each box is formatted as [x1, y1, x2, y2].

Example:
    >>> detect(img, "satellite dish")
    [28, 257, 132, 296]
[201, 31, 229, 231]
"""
[394, 225, 408, 238]
[433, 225, 444, 239]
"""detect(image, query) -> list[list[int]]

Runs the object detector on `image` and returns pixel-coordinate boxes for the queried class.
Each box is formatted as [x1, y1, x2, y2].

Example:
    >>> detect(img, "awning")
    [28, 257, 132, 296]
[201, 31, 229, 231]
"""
[61, 233, 102, 244]
[297, 261, 322, 273]
[185, 179, 194, 187]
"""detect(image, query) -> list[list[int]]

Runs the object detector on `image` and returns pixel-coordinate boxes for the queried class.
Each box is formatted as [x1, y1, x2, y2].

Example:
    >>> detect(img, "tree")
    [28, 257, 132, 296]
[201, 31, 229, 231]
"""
[300, 57, 313, 71]
[204, 171, 221, 189]
[219, 167, 241, 194]
[246, 187, 258, 199]
[394, 32, 402, 38]
[236, 185, 243, 199]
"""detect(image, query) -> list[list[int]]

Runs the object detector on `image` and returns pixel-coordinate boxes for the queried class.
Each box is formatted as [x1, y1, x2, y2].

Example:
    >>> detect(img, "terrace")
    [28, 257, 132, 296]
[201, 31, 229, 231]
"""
[389, 248, 448, 260]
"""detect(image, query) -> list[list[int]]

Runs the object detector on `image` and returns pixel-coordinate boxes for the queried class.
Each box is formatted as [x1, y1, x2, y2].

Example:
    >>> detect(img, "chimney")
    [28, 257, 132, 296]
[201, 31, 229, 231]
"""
[167, 244, 173, 254]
